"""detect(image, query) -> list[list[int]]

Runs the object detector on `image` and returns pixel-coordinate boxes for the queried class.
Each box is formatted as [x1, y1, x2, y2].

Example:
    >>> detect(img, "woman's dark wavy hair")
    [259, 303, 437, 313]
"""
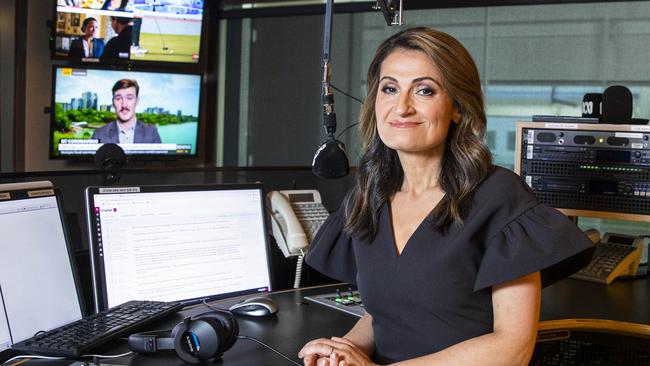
[344, 27, 492, 238]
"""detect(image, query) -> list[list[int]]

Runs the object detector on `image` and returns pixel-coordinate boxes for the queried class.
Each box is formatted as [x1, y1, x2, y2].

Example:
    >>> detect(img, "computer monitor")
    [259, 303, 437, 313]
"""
[53, 0, 205, 65]
[0, 186, 84, 355]
[50, 66, 202, 159]
[85, 183, 273, 311]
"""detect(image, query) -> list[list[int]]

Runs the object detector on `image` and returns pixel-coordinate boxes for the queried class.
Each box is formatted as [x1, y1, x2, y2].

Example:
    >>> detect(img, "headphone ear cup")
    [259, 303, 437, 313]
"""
[225, 312, 239, 350]
[218, 311, 239, 351]
[172, 317, 224, 364]
[170, 319, 188, 339]
[194, 310, 239, 352]
[163, 311, 241, 364]
[171, 318, 204, 364]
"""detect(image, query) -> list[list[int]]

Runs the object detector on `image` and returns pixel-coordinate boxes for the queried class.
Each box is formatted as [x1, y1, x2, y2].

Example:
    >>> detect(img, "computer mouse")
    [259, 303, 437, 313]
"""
[228, 296, 278, 317]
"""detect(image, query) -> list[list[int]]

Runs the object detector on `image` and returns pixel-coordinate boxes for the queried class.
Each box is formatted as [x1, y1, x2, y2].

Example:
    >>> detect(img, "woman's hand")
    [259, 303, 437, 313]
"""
[298, 336, 377, 366]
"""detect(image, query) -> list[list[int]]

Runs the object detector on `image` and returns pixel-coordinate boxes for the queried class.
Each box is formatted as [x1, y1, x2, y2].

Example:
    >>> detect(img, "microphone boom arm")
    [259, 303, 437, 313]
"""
[373, 0, 405, 26]
[313, 0, 404, 179]
[322, 0, 337, 136]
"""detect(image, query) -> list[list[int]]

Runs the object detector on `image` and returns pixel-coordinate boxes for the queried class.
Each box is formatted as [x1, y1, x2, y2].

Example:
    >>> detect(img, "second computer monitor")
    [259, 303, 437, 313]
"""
[85, 183, 273, 311]
[0, 186, 83, 354]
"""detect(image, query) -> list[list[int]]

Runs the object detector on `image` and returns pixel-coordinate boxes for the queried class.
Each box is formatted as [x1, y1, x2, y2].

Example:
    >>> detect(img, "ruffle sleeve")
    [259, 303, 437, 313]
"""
[474, 203, 595, 291]
[305, 206, 357, 285]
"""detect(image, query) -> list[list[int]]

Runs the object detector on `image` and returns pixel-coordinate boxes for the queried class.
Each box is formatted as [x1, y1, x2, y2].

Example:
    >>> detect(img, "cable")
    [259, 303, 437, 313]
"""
[330, 83, 364, 104]
[81, 351, 134, 359]
[202, 298, 229, 312]
[336, 121, 359, 140]
[2, 355, 66, 364]
[1, 351, 133, 365]
[236, 335, 301, 366]
[293, 251, 305, 289]
[202, 299, 301, 366]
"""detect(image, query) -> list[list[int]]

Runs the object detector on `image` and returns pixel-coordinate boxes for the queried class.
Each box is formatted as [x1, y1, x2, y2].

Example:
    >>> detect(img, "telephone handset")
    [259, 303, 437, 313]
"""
[267, 190, 329, 258]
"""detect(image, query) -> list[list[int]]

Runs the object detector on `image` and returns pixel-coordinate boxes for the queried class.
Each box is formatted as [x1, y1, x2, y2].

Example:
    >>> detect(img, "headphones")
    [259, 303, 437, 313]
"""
[128, 310, 239, 364]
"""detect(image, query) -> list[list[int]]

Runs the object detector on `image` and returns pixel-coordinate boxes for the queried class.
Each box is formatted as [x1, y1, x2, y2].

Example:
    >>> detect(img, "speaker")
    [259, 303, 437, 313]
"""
[128, 310, 239, 364]
[600, 85, 632, 124]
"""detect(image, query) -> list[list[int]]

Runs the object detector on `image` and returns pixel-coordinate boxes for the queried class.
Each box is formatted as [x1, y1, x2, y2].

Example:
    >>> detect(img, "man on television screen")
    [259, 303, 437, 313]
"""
[92, 79, 161, 144]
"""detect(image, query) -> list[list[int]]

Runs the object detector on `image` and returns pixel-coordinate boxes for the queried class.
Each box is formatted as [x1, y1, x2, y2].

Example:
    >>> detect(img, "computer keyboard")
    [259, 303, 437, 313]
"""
[11, 300, 183, 358]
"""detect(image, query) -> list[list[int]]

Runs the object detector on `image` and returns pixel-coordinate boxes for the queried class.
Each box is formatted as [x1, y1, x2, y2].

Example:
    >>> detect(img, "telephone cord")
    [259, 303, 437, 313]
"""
[294, 251, 305, 289]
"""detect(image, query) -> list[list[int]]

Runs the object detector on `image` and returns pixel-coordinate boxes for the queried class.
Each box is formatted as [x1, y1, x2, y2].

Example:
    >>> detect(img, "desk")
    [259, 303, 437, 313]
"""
[16, 276, 650, 365]
[541, 276, 649, 324]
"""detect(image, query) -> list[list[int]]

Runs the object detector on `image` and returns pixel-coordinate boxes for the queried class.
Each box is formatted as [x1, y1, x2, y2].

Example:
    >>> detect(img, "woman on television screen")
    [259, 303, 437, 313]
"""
[69, 17, 104, 59]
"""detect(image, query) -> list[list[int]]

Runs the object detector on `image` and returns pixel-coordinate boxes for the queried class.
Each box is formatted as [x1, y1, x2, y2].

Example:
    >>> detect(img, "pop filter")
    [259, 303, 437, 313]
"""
[312, 137, 349, 179]
[601, 85, 632, 124]
[94, 143, 126, 171]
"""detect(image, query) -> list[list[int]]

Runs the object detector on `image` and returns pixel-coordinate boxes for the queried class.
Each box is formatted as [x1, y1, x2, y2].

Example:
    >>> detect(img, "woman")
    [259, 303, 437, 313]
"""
[298, 27, 594, 366]
[69, 17, 104, 58]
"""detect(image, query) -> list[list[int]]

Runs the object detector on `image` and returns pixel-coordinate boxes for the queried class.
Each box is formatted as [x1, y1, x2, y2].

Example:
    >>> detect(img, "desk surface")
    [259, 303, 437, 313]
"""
[541, 276, 649, 324]
[14, 275, 650, 365]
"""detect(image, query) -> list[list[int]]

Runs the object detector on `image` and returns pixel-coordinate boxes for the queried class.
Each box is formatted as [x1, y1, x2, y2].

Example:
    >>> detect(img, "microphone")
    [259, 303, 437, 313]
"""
[312, 84, 349, 179]
[94, 143, 126, 185]
[601, 85, 632, 124]
[94, 143, 126, 171]
[313, 136, 349, 179]
[312, 0, 349, 179]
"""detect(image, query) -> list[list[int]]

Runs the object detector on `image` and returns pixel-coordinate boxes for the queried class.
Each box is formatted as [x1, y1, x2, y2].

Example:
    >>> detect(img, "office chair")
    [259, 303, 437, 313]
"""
[530, 319, 649, 365]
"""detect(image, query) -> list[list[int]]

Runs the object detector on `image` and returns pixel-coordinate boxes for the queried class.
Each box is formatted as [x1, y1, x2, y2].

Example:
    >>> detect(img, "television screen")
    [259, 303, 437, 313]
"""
[54, 0, 204, 64]
[51, 66, 202, 158]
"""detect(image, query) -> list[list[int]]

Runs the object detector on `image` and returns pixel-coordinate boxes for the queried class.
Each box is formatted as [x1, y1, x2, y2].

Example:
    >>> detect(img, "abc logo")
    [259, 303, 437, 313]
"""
[582, 101, 596, 115]
[582, 93, 602, 118]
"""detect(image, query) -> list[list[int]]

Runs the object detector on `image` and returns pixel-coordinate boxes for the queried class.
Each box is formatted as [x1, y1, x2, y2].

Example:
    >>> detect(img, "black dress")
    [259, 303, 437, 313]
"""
[305, 166, 595, 363]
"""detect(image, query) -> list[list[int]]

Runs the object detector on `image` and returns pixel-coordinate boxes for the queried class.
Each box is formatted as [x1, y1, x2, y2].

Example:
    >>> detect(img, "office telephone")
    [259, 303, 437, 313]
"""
[571, 232, 644, 285]
[266, 190, 329, 258]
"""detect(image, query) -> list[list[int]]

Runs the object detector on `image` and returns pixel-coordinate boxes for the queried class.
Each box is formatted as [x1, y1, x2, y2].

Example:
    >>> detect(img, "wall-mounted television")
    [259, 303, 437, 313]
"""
[50, 66, 202, 159]
[54, 0, 204, 65]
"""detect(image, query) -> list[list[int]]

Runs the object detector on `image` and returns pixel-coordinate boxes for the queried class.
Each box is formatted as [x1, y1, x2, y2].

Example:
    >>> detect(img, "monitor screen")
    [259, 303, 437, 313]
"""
[51, 66, 201, 158]
[54, 0, 204, 65]
[85, 184, 273, 311]
[0, 188, 83, 352]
